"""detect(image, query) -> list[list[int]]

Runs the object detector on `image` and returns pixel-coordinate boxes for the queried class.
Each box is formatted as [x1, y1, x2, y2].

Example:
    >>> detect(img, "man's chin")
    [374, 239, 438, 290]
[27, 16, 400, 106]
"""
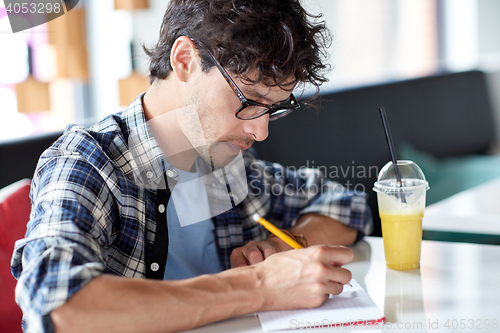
[191, 144, 239, 169]
[211, 142, 244, 168]
[225, 142, 243, 155]
[211, 149, 241, 168]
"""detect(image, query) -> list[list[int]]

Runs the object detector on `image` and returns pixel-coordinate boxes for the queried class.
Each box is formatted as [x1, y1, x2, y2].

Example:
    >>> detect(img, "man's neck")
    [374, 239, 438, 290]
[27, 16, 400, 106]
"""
[142, 80, 198, 172]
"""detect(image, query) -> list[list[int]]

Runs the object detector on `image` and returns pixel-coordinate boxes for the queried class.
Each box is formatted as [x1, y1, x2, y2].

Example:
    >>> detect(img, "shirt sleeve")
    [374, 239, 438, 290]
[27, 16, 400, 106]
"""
[10, 137, 115, 333]
[243, 149, 373, 237]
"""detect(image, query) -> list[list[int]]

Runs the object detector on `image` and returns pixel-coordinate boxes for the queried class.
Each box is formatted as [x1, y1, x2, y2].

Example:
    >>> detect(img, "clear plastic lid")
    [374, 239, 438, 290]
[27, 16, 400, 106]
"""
[373, 160, 429, 193]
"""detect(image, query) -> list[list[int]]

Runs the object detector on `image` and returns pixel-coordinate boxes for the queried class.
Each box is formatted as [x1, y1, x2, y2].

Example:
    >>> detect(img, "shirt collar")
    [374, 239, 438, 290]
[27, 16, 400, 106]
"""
[123, 93, 178, 188]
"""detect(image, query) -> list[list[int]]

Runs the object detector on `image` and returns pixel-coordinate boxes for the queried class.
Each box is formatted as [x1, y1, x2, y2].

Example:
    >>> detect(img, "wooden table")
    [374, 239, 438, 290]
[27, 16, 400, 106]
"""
[183, 237, 500, 332]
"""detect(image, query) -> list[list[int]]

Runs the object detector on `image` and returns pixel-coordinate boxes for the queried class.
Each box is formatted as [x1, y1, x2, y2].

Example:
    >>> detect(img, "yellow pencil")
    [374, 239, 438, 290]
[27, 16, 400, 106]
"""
[252, 213, 353, 287]
[252, 214, 303, 249]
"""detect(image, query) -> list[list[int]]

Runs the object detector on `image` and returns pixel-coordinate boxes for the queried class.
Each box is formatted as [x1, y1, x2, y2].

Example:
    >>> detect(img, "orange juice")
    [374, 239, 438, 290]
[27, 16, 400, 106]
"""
[379, 211, 423, 270]
[374, 161, 429, 271]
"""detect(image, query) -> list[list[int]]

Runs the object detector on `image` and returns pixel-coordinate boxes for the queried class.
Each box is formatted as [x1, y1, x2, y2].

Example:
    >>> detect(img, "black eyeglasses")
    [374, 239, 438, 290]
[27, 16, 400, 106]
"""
[206, 52, 300, 121]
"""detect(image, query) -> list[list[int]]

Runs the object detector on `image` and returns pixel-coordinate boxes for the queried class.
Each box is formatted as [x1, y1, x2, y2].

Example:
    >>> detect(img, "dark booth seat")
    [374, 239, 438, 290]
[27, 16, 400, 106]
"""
[253, 70, 497, 237]
[0, 131, 63, 189]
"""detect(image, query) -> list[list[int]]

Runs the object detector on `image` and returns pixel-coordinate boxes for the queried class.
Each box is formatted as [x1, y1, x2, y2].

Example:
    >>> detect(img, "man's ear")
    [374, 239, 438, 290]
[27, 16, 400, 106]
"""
[170, 36, 199, 83]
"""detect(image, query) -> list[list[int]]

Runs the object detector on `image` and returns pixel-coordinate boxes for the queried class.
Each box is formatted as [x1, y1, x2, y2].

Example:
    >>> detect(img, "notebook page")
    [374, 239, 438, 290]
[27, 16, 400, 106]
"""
[257, 279, 384, 331]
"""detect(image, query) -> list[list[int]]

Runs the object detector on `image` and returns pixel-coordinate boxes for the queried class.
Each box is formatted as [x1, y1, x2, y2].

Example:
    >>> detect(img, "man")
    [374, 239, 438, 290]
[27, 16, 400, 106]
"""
[12, 0, 373, 332]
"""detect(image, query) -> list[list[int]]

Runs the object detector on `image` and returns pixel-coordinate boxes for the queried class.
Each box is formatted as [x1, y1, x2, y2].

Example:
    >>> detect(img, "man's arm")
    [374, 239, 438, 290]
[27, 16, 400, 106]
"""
[232, 150, 372, 268]
[51, 245, 353, 333]
[230, 214, 356, 267]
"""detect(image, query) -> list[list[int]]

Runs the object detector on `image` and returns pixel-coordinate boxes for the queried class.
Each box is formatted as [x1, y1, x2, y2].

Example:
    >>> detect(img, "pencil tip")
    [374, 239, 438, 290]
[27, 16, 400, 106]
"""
[252, 213, 260, 222]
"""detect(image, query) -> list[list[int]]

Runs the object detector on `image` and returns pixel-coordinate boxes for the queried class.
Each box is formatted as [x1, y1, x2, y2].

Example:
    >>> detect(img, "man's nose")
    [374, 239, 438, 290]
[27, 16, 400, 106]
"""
[243, 114, 269, 142]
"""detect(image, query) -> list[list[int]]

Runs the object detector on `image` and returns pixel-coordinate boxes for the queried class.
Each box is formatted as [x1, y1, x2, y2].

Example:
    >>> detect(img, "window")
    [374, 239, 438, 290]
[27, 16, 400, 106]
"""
[305, 0, 439, 92]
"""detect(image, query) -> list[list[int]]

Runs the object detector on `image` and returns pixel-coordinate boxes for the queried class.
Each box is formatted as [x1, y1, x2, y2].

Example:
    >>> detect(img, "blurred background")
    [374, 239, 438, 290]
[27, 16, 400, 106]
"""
[2, 2, 500, 330]
[0, 0, 499, 143]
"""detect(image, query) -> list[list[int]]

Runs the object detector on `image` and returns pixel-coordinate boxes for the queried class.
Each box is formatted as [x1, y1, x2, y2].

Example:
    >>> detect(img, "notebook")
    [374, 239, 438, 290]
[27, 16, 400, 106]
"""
[257, 279, 385, 331]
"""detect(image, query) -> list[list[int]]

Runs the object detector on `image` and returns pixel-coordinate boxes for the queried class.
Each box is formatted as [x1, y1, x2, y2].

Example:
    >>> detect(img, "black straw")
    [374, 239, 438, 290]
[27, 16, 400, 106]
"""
[379, 107, 406, 202]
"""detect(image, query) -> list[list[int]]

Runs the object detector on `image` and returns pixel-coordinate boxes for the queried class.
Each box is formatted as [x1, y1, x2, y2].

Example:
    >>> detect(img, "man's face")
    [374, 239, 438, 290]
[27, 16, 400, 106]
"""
[178, 64, 294, 168]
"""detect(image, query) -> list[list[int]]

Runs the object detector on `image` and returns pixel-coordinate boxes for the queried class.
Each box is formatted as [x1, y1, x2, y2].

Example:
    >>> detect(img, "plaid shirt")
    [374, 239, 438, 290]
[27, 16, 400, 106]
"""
[11, 95, 373, 333]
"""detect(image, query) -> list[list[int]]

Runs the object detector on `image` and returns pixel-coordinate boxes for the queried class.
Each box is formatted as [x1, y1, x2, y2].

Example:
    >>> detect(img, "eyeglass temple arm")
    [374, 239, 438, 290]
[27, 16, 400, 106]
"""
[199, 41, 298, 109]
[206, 52, 247, 102]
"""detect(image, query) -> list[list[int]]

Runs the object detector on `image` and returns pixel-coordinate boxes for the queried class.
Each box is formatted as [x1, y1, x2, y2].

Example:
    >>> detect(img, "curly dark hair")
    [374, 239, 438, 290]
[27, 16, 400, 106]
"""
[143, 0, 332, 94]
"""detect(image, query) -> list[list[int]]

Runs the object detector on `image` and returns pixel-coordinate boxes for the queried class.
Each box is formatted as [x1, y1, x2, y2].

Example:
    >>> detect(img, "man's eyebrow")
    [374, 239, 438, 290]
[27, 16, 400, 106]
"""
[243, 88, 273, 103]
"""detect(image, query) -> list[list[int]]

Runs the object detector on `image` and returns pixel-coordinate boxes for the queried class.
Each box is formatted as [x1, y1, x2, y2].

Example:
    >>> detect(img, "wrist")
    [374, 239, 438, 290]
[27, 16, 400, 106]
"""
[251, 261, 277, 311]
[280, 229, 308, 248]
[217, 265, 267, 313]
[267, 230, 308, 251]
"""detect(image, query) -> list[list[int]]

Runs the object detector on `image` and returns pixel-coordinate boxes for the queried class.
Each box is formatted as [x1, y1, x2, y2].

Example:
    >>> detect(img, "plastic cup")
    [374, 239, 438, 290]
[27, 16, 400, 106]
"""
[373, 160, 429, 270]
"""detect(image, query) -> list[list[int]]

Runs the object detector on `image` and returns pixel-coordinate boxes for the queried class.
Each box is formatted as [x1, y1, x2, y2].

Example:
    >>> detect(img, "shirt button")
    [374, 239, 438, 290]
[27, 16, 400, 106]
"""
[151, 262, 159, 272]
[158, 204, 165, 213]
[166, 169, 178, 178]
[146, 171, 154, 179]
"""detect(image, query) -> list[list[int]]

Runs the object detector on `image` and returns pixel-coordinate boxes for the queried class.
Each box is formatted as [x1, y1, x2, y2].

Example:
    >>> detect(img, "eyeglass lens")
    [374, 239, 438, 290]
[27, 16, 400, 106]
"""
[238, 106, 294, 120]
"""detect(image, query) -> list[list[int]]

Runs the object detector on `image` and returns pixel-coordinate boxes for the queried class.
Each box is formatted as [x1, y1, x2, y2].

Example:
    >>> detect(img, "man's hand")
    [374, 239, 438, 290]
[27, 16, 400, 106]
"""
[255, 245, 354, 310]
[231, 214, 358, 268]
[51, 245, 353, 333]
[230, 238, 285, 268]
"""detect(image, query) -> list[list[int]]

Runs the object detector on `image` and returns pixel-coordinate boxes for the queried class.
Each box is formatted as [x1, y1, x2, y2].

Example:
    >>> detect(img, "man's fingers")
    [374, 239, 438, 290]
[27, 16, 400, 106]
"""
[322, 280, 346, 296]
[307, 260, 352, 287]
[246, 246, 265, 265]
[260, 243, 278, 259]
[309, 245, 354, 267]
[230, 249, 250, 268]
[327, 266, 352, 286]
[262, 245, 278, 258]
[231, 240, 283, 267]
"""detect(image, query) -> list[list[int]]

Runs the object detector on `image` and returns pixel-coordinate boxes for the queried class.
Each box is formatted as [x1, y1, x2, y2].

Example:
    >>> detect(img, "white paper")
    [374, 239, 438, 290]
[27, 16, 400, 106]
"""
[257, 279, 384, 331]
